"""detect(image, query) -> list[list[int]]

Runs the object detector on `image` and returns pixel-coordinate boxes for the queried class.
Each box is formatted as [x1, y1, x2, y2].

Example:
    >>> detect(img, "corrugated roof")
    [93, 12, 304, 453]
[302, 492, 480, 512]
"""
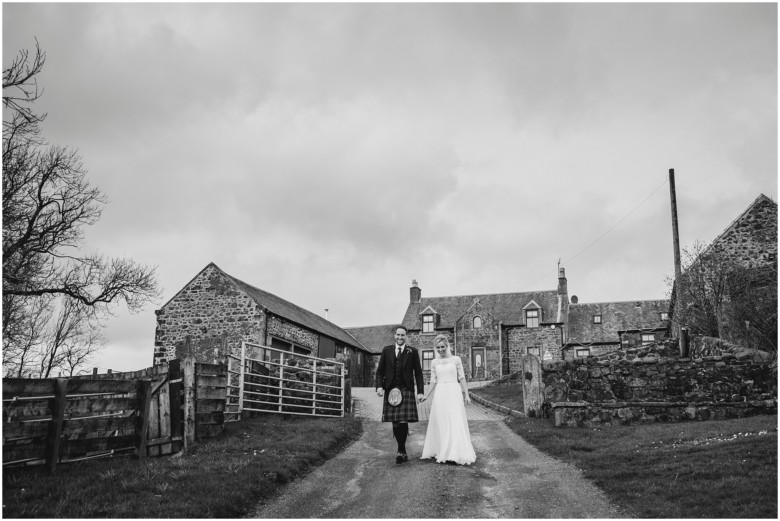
[567, 299, 670, 345]
[401, 290, 561, 330]
[344, 325, 398, 354]
[206, 264, 368, 352]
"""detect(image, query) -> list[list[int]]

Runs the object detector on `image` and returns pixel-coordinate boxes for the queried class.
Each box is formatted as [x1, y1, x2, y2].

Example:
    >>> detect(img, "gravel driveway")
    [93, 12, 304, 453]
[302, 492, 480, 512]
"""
[248, 388, 627, 518]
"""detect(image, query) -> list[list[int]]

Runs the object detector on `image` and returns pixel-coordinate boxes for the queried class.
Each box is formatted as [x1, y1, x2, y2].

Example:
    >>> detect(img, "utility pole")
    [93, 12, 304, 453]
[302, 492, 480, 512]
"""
[669, 168, 688, 356]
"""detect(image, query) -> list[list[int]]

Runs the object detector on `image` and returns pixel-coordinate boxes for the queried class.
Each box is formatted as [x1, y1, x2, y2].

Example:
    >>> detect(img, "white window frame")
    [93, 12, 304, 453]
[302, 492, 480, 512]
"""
[422, 314, 434, 333]
[641, 333, 655, 345]
[525, 309, 539, 328]
[527, 346, 540, 356]
[575, 348, 590, 358]
[473, 316, 482, 329]
[660, 312, 669, 321]
[422, 350, 434, 371]
[593, 315, 602, 324]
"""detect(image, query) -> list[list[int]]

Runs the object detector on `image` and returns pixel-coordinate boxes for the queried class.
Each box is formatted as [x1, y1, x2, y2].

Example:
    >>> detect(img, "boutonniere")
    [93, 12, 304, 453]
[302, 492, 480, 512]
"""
[404, 348, 410, 355]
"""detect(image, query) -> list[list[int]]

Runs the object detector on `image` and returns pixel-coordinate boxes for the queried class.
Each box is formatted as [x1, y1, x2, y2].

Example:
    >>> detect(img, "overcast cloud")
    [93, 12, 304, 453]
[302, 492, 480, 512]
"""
[3, 3, 777, 372]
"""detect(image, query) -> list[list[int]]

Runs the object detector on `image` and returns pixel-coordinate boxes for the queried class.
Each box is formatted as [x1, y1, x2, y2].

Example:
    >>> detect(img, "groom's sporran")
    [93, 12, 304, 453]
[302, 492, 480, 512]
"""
[388, 387, 403, 406]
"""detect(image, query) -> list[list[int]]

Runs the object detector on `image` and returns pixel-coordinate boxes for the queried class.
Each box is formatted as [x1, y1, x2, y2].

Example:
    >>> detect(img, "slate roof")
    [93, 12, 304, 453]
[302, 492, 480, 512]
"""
[566, 299, 670, 345]
[204, 263, 369, 352]
[344, 325, 398, 354]
[401, 289, 562, 330]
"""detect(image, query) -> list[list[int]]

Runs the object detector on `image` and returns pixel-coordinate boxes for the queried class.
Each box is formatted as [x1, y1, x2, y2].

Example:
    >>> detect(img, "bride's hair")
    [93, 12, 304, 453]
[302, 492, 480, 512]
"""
[433, 334, 452, 358]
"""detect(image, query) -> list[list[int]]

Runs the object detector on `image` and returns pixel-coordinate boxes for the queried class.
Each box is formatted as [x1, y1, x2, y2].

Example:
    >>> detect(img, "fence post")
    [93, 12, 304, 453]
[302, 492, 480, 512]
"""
[183, 357, 196, 449]
[342, 365, 349, 416]
[168, 359, 183, 451]
[45, 378, 68, 475]
[312, 360, 318, 415]
[239, 342, 246, 414]
[521, 355, 544, 418]
[136, 379, 152, 458]
[278, 352, 285, 413]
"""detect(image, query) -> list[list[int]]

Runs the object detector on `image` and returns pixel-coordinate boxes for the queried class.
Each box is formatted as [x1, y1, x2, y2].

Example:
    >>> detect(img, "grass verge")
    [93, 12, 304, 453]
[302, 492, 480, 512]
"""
[2, 413, 362, 518]
[470, 382, 524, 412]
[506, 412, 777, 518]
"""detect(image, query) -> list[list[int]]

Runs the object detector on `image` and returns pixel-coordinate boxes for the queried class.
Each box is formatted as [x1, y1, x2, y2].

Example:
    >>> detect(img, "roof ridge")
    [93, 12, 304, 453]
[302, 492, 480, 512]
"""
[570, 298, 670, 306]
[421, 288, 557, 300]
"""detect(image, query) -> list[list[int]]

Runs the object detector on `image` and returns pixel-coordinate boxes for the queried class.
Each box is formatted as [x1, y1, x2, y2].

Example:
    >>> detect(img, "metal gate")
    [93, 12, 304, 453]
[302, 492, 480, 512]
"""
[226, 342, 346, 419]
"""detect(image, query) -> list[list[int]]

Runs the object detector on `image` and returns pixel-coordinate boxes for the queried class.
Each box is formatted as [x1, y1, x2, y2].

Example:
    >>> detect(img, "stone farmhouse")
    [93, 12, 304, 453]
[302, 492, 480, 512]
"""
[348, 270, 669, 383]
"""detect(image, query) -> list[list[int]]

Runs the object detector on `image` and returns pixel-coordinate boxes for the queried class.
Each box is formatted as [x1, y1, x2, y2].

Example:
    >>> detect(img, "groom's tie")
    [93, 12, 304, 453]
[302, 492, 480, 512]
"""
[396, 346, 401, 358]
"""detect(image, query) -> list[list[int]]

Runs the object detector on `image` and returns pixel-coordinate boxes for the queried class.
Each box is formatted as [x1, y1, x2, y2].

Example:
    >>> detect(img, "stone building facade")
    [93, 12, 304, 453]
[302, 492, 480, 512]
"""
[154, 263, 373, 386]
[670, 193, 777, 351]
[395, 268, 670, 383]
[398, 269, 569, 382]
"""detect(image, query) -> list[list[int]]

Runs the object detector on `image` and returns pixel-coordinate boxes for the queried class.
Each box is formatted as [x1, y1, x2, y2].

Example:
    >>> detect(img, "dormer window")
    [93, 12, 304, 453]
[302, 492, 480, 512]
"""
[473, 316, 482, 329]
[422, 314, 434, 333]
[525, 309, 539, 328]
[593, 315, 602, 324]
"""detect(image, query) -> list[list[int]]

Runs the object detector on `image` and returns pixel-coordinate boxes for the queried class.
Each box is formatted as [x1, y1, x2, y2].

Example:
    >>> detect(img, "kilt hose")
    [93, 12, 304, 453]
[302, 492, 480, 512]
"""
[381, 388, 419, 423]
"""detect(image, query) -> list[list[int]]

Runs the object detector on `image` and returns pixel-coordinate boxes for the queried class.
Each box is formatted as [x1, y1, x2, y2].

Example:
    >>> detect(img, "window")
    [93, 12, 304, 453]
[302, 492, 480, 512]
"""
[575, 348, 590, 358]
[422, 350, 434, 371]
[473, 316, 482, 329]
[525, 309, 539, 328]
[660, 312, 669, 321]
[527, 346, 540, 356]
[271, 337, 311, 356]
[422, 314, 434, 333]
[593, 315, 602, 324]
[641, 334, 655, 345]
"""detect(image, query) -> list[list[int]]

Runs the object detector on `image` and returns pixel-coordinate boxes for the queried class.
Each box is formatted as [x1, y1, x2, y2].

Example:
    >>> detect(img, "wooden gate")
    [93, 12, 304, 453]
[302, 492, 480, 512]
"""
[227, 342, 346, 418]
[2, 362, 181, 473]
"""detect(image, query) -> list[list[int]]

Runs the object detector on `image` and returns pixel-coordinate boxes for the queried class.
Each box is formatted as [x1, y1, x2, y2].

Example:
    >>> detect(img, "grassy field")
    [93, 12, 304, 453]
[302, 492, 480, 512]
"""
[472, 382, 777, 518]
[2, 414, 362, 518]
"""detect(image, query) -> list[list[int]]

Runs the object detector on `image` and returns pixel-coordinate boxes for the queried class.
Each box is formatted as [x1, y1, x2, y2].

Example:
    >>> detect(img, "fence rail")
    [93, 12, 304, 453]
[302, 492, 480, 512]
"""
[228, 342, 346, 418]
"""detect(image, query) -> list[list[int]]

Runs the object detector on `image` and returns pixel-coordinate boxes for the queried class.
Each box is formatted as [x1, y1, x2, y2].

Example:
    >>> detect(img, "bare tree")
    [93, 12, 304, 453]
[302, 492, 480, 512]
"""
[3, 42, 161, 374]
[671, 240, 778, 354]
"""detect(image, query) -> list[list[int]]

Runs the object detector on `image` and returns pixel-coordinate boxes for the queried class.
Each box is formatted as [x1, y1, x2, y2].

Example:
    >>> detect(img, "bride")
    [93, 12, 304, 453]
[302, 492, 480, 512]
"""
[420, 334, 476, 465]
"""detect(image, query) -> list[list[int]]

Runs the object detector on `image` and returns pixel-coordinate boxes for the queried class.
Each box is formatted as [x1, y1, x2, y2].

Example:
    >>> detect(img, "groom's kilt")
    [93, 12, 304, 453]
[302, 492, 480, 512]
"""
[382, 388, 419, 423]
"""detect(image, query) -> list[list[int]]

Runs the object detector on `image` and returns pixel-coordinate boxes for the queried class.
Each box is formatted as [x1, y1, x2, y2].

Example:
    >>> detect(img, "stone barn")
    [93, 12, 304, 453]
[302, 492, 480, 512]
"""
[153, 263, 373, 386]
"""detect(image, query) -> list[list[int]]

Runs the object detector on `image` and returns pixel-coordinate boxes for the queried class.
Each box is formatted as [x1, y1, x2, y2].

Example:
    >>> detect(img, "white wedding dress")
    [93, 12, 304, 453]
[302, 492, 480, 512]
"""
[421, 356, 476, 465]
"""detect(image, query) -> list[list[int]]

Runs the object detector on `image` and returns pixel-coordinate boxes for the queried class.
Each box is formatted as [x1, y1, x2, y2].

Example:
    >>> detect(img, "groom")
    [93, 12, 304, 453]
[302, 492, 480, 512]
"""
[375, 325, 425, 464]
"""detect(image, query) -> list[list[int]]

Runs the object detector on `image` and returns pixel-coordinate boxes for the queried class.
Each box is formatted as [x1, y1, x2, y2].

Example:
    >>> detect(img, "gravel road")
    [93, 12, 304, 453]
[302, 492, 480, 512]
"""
[248, 390, 627, 518]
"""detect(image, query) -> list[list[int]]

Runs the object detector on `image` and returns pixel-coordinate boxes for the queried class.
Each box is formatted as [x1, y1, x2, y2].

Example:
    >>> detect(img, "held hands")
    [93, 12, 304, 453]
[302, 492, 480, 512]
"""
[376, 388, 384, 398]
[417, 394, 425, 403]
[464, 395, 471, 405]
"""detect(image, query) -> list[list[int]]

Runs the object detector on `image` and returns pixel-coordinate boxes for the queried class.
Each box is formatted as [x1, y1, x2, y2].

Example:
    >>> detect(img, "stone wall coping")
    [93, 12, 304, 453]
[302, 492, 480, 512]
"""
[550, 400, 777, 409]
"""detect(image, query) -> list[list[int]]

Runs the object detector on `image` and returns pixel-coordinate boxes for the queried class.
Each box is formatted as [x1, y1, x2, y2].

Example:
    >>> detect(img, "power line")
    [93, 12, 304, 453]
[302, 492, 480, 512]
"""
[519, 177, 669, 290]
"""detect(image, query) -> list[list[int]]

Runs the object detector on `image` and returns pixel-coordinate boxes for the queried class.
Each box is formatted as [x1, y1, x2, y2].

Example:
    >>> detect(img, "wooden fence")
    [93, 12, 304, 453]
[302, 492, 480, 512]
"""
[2, 358, 227, 474]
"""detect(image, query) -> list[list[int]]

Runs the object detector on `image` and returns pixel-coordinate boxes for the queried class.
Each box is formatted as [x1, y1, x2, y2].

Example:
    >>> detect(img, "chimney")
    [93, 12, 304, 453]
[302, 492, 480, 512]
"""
[410, 279, 421, 303]
[557, 267, 567, 297]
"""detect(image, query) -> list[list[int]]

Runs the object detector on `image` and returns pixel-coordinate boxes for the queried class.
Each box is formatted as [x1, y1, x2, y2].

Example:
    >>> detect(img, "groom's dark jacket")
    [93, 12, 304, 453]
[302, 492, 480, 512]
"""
[375, 344, 425, 395]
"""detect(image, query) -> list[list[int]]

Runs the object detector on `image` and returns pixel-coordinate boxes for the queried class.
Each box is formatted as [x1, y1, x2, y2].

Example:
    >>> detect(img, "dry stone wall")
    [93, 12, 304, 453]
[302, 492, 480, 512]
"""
[539, 341, 777, 427]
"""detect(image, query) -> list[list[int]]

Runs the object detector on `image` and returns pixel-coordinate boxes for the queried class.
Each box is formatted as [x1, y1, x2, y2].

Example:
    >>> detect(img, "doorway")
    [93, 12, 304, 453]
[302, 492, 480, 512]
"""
[471, 347, 485, 380]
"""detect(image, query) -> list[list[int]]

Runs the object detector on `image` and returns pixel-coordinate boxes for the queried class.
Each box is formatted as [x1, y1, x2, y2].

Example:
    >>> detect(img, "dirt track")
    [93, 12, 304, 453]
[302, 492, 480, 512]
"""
[248, 389, 627, 519]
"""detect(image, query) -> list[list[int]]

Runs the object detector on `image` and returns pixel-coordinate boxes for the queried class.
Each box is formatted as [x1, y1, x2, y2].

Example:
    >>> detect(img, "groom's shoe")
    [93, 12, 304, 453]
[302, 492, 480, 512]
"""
[396, 452, 405, 464]
[402, 453, 409, 461]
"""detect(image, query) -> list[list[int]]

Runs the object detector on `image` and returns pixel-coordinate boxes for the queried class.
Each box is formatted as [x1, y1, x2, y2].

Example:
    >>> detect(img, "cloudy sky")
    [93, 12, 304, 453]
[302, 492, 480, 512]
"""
[3, 3, 777, 372]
